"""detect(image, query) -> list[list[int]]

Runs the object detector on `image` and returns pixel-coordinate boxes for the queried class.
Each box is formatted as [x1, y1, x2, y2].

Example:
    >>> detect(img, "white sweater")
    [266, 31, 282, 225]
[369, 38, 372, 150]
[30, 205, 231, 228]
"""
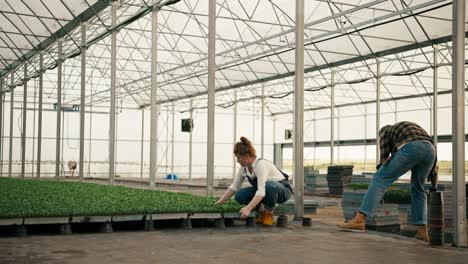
[228, 157, 284, 197]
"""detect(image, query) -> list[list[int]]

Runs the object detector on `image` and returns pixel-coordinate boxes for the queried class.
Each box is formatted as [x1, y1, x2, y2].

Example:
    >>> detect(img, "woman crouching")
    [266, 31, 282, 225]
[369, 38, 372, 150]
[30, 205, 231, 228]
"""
[215, 136, 292, 226]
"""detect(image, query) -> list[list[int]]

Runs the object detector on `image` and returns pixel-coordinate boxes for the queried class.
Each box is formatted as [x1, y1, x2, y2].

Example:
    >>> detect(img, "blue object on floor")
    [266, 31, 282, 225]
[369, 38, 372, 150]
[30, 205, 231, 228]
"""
[166, 174, 179, 180]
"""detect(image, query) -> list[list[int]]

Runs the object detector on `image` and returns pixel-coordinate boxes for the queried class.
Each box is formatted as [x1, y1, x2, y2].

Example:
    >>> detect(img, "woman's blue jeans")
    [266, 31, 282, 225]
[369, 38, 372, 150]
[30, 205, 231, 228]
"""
[360, 141, 436, 225]
[234, 181, 291, 211]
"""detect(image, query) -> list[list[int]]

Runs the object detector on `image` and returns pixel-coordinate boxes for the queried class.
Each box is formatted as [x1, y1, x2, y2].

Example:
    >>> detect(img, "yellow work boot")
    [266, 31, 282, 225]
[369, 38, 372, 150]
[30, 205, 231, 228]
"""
[255, 211, 266, 224]
[262, 211, 274, 227]
[415, 226, 429, 241]
[336, 212, 366, 231]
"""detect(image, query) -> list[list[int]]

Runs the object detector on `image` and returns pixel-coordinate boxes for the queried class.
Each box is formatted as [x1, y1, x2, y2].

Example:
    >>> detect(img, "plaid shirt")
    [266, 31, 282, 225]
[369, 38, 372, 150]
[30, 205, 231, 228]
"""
[379, 121, 434, 164]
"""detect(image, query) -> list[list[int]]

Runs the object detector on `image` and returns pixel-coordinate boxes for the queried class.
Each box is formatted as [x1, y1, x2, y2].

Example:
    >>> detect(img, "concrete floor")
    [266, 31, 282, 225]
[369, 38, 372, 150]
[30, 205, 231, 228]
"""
[2, 178, 466, 263]
[1, 221, 467, 264]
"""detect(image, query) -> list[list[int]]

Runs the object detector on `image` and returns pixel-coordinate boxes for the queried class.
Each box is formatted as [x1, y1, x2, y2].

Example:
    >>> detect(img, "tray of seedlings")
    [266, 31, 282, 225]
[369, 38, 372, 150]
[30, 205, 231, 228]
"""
[0, 178, 245, 236]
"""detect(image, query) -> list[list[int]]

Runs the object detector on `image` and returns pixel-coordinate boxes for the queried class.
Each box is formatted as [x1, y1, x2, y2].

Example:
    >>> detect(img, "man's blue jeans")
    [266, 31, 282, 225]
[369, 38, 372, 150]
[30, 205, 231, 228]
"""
[360, 141, 436, 225]
[234, 181, 291, 211]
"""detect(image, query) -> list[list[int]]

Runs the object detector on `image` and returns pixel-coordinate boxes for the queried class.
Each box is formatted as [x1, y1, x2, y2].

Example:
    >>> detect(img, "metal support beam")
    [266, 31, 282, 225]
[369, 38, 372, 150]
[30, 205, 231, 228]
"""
[283, 134, 468, 149]
[109, 1, 117, 185]
[261, 86, 265, 157]
[330, 69, 335, 166]
[79, 23, 86, 182]
[87, 104, 93, 177]
[189, 99, 193, 181]
[149, 3, 159, 188]
[1, 0, 111, 77]
[253, 101, 256, 142]
[206, 0, 216, 196]
[55, 40, 62, 178]
[273, 117, 277, 164]
[433, 47, 438, 146]
[233, 91, 237, 178]
[294, 0, 305, 219]
[31, 74, 36, 177]
[21, 64, 27, 178]
[313, 112, 317, 169]
[337, 108, 340, 163]
[140, 108, 145, 178]
[376, 59, 381, 165]
[36, 53, 43, 178]
[171, 103, 175, 174]
[451, 0, 467, 247]
[8, 73, 13, 177]
[165, 109, 169, 176]
[364, 106, 368, 171]
[133, 0, 448, 108]
[61, 111, 65, 177]
[0, 76, 3, 176]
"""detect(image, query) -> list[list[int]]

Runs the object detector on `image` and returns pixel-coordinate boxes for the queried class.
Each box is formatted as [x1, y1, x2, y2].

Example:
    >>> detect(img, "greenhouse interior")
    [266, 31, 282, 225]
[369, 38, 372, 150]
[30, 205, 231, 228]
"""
[0, 0, 468, 262]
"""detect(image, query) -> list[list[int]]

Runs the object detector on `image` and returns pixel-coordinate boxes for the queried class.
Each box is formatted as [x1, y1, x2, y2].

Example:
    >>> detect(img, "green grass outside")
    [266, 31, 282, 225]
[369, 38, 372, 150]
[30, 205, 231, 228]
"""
[0, 178, 241, 219]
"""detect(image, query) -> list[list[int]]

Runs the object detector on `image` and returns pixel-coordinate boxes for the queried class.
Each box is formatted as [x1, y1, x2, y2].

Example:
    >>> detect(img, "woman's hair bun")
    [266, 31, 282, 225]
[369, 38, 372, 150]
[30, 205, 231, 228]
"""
[240, 136, 249, 145]
[234, 136, 256, 157]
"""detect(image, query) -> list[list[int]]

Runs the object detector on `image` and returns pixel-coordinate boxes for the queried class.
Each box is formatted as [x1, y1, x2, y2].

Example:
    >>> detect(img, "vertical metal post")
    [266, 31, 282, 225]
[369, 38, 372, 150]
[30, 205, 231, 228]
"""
[233, 91, 237, 178]
[79, 23, 86, 182]
[433, 47, 438, 146]
[430, 100, 433, 136]
[171, 103, 175, 174]
[150, 2, 159, 188]
[61, 111, 64, 176]
[0, 76, 3, 176]
[294, 0, 305, 219]
[21, 64, 27, 178]
[140, 108, 145, 178]
[115, 101, 118, 176]
[8, 73, 13, 177]
[330, 69, 335, 166]
[165, 108, 169, 176]
[376, 59, 381, 165]
[337, 108, 340, 163]
[253, 101, 255, 142]
[31, 77, 35, 177]
[37, 54, 43, 178]
[109, 1, 117, 185]
[206, 0, 216, 196]
[364, 106, 367, 171]
[88, 104, 93, 177]
[0, 89, 4, 177]
[313, 112, 317, 169]
[56, 40, 62, 178]
[188, 99, 193, 180]
[272, 117, 276, 162]
[261, 86, 265, 157]
[1, 91, 4, 176]
[451, 0, 467, 247]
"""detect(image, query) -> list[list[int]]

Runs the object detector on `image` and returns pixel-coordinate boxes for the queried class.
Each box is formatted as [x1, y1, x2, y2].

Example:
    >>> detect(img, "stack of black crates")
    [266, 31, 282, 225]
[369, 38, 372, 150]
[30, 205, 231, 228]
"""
[326, 165, 353, 195]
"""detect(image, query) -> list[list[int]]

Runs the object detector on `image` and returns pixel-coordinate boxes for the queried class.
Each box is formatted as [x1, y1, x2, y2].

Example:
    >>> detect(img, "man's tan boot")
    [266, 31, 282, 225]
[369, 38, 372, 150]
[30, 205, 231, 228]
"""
[415, 226, 429, 241]
[262, 211, 274, 227]
[255, 211, 266, 224]
[336, 212, 366, 231]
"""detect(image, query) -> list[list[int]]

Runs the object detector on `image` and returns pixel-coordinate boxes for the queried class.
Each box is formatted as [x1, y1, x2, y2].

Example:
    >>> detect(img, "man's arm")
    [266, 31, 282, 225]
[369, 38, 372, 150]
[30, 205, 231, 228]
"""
[378, 136, 391, 169]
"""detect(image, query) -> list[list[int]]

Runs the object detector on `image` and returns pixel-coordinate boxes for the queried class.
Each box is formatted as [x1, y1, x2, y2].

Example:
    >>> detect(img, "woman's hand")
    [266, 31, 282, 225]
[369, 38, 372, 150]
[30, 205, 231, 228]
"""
[239, 206, 251, 219]
[214, 189, 235, 205]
